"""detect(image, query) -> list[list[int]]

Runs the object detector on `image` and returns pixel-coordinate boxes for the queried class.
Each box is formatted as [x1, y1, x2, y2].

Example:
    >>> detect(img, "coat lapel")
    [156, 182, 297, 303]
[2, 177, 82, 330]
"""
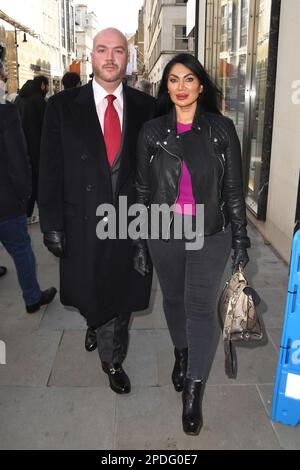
[72, 82, 137, 198]
[74, 82, 111, 181]
[114, 85, 138, 196]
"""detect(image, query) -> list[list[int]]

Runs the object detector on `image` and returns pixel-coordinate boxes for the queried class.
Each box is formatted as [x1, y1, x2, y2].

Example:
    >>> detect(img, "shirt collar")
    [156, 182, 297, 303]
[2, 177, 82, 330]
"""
[92, 78, 123, 106]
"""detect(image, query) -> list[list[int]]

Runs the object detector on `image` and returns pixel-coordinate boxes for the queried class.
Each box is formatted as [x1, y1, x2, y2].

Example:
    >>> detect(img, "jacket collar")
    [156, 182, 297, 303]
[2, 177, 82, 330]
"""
[165, 102, 207, 134]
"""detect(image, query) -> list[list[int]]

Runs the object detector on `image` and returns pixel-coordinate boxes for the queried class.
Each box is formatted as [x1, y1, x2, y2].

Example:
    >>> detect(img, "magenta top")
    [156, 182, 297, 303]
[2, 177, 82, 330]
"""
[174, 122, 196, 216]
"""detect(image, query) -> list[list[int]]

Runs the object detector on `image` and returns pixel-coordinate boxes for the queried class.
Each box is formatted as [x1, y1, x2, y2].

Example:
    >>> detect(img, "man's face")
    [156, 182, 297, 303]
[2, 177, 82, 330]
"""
[91, 29, 128, 88]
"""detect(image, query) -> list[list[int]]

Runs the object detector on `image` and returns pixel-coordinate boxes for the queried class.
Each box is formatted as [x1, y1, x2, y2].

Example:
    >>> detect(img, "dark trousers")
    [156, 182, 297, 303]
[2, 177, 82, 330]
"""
[147, 226, 231, 380]
[89, 313, 131, 364]
[0, 215, 41, 305]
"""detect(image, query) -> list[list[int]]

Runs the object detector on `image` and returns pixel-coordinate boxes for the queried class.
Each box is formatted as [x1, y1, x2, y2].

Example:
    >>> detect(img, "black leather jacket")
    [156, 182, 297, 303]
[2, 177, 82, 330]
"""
[136, 105, 250, 249]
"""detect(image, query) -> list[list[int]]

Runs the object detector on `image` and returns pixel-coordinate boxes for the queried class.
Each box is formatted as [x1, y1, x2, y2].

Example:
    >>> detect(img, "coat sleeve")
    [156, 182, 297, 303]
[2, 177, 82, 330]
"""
[39, 97, 64, 233]
[3, 106, 31, 201]
[222, 119, 250, 250]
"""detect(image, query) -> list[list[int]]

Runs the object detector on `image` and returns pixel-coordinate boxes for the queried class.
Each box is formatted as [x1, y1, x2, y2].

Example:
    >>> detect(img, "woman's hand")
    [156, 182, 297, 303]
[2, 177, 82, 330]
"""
[231, 248, 249, 273]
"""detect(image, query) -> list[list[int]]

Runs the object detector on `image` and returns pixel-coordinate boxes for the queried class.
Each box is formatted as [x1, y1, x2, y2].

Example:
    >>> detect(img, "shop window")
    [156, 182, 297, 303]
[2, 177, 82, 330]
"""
[205, 0, 281, 219]
[175, 25, 189, 50]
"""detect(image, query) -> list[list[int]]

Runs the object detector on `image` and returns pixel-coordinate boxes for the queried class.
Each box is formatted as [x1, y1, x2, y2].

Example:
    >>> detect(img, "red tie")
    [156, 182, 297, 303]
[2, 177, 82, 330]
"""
[103, 94, 121, 166]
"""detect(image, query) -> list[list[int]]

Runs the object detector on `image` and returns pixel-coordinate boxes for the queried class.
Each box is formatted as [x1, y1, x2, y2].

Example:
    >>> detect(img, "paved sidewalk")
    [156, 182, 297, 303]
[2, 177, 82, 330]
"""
[0, 222, 299, 450]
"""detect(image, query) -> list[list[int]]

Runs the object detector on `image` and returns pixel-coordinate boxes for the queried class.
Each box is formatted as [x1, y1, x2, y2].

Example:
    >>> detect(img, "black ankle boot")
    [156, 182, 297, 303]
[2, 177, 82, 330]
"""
[182, 378, 204, 436]
[172, 348, 188, 392]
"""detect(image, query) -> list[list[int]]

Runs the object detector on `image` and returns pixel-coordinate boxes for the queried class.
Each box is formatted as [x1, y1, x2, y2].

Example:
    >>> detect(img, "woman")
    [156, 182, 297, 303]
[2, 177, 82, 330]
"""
[135, 53, 250, 435]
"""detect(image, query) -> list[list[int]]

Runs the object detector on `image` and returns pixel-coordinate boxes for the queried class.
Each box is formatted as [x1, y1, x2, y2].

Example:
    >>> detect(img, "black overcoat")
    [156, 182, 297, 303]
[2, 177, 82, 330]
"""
[39, 81, 156, 327]
[15, 82, 46, 175]
[0, 102, 31, 222]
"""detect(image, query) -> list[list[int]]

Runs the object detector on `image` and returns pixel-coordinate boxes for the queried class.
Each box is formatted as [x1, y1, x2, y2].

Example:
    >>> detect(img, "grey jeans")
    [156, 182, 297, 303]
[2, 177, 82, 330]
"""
[147, 226, 232, 380]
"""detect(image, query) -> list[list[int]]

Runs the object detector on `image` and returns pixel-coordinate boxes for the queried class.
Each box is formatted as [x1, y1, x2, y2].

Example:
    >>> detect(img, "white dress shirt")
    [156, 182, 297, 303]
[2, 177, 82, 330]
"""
[92, 79, 124, 132]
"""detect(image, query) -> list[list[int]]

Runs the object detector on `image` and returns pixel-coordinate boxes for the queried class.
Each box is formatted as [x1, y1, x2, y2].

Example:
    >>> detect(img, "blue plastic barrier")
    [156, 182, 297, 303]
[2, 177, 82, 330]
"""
[272, 230, 300, 426]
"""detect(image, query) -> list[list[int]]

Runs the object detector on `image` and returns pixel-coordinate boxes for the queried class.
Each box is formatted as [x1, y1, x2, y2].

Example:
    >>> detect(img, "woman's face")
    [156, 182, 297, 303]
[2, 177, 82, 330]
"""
[167, 63, 202, 109]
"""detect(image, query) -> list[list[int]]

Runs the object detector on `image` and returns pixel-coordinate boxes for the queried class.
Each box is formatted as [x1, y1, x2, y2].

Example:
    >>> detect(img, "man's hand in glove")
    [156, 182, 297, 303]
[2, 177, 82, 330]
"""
[43, 231, 66, 258]
[231, 248, 249, 273]
[133, 241, 151, 277]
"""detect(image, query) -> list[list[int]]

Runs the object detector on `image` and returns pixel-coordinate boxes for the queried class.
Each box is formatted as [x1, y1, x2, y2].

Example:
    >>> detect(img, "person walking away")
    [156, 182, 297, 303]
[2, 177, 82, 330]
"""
[15, 75, 49, 222]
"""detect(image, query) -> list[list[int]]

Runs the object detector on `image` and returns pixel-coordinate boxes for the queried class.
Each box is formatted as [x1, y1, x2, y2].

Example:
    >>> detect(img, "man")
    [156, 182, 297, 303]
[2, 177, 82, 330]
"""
[134, 79, 151, 95]
[62, 72, 81, 90]
[0, 62, 56, 312]
[39, 28, 156, 394]
[15, 76, 49, 220]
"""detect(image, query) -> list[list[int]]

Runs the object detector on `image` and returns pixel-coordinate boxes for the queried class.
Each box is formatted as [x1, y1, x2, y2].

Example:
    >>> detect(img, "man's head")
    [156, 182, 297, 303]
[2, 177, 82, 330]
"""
[33, 75, 49, 97]
[62, 72, 81, 89]
[134, 79, 151, 95]
[91, 28, 128, 91]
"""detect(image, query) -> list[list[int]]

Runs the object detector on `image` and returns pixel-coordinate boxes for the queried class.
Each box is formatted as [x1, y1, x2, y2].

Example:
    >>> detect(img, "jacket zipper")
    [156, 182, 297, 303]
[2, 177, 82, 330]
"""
[220, 201, 226, 232]
[215, 152, 226, 232]
[158, 142, 182, 239]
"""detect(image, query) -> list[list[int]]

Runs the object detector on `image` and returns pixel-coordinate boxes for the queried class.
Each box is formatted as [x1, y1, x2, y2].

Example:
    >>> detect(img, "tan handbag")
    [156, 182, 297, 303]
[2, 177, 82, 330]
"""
[218, 266, 263, 378]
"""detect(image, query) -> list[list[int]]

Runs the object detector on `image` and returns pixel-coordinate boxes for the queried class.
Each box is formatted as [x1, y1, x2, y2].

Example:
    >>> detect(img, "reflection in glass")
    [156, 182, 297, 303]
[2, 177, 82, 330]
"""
[217, 0, 249, 146]
[246, 0, 272, 214]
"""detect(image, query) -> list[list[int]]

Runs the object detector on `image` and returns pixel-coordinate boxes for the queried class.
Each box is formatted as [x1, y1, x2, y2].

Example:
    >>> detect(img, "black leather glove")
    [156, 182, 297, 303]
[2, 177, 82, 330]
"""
[231, 248, 249, 273]
[43, 231, 66, 258]
[133, 240, 150, 277]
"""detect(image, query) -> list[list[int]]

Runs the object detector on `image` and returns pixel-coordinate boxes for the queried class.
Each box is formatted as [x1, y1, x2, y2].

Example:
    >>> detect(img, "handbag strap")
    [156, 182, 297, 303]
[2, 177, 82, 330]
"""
[224, 339, 237, 379]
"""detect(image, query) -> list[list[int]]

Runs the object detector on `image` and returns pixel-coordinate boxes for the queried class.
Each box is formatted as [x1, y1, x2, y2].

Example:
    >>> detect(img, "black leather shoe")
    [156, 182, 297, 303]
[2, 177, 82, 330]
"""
[26, 287, 57, 313]
[85, 327, 97, 352]
[182, 378, 204, 436]
[0, 266, 7, 277]
[102, 362, 131, 394]
[172, 348, 188, 392]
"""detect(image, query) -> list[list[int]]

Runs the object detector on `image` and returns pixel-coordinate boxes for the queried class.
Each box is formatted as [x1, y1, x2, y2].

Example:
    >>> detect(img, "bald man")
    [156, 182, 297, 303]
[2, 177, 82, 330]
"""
[39, 29, 156, 394]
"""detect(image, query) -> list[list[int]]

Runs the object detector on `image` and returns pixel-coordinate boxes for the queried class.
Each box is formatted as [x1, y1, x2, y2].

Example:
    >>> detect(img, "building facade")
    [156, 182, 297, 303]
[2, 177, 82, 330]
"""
[189, 0, 300, 262]
[143, 0, 193, 96]
[0, 0, 77, 94]
[60, 0, 76, 76]
[75, 4, 97, 84]
[136, 7, 146, 77]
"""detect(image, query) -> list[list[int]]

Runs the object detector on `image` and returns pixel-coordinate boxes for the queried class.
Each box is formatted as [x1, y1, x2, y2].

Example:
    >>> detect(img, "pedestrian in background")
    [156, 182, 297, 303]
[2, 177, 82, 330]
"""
[15, 75, 49, 222]
[62, 72, 81, 90]
[134, 79, 151, 95]
[0, 62, 56, 313]
[136, 53, 250, 435]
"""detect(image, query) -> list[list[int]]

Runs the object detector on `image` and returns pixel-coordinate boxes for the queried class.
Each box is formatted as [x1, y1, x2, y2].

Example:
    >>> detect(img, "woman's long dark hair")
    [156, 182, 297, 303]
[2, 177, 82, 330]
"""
[157, 53, 222, 116]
